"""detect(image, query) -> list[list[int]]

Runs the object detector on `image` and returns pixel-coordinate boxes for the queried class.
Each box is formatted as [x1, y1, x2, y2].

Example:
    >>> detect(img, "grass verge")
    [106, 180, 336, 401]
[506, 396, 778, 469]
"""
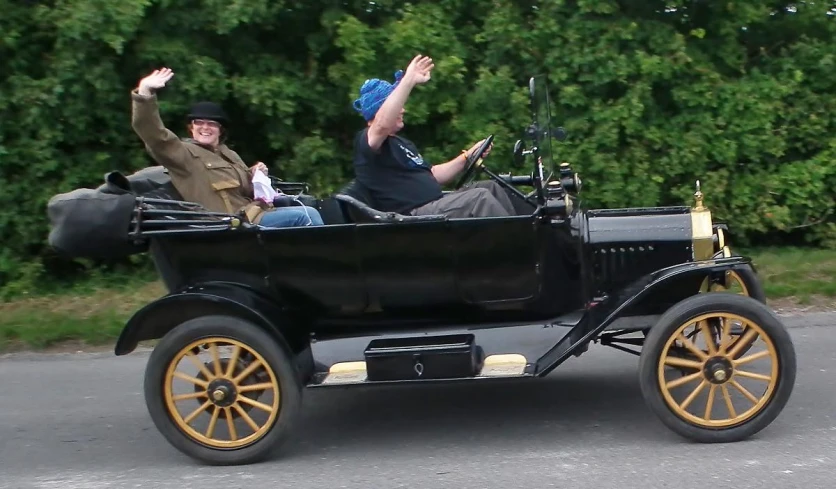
[746, 247, 836, 302]
[0, 281, 165, 352]
[0, 247, 833, 353]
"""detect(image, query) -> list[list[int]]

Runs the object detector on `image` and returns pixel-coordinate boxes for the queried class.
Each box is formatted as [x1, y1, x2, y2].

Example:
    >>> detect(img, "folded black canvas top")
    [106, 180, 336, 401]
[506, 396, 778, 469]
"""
[47, 166, 182, 259]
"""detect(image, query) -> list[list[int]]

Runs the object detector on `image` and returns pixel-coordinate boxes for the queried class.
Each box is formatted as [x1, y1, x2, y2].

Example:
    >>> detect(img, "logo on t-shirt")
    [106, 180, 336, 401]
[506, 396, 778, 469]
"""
[398, 143, 425, 167]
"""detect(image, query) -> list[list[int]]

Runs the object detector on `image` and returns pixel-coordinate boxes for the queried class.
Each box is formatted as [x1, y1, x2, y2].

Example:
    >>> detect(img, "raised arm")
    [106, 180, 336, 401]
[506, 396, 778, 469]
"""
[130, 68, 190, 176]
[366, 55, 434, 151]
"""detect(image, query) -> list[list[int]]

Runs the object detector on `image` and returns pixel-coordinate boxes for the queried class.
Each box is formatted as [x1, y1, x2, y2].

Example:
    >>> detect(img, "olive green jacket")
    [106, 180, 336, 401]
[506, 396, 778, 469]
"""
[130, 90, 268, 223]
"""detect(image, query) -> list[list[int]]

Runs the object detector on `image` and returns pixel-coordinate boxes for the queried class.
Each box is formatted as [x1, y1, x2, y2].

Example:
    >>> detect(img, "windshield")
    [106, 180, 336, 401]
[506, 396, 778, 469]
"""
[528, 75, 554, 179]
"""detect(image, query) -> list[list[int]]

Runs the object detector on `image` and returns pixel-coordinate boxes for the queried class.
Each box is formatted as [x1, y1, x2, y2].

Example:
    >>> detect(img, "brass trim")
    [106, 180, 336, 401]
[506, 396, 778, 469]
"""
[481, 354, 527, 377]
[322, 361, 368, 385]
[690, 181, 714, 261]
[657, 313, 779, 428]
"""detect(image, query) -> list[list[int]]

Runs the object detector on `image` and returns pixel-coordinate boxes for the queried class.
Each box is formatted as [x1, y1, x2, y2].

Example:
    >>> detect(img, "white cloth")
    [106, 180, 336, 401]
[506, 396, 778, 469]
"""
[252, 170, 279, 203]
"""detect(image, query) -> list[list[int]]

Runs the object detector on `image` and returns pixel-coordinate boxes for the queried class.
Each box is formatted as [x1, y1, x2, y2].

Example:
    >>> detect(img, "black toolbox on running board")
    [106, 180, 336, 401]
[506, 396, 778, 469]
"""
[364, 334, 484, 381]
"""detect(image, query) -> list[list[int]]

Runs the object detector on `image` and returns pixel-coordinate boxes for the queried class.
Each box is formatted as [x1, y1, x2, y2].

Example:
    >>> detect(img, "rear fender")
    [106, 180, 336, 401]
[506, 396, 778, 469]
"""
[535, 256, 755, 375]
[114, 282, 304, 357]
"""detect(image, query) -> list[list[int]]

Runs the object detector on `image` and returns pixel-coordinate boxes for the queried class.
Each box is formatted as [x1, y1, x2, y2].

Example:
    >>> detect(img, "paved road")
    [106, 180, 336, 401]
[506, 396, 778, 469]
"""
[1, 312, 834, 489]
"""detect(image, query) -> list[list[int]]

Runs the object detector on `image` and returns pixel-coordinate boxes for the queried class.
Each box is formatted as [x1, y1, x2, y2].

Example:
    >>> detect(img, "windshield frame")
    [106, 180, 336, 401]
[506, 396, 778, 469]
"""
[528, 75, 555, 182]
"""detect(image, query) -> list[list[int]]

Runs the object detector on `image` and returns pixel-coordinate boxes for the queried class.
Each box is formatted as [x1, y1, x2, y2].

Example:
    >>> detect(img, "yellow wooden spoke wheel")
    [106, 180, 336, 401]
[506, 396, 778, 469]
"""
[144, 315, 302, 465]
[639, 293, 796, 442]
[163, 337, 280, 449]
[656, 313, 777, 428]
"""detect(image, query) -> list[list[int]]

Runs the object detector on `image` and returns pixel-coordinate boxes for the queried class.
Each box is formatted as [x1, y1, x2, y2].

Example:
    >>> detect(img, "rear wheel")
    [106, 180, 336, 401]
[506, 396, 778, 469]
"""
[143, 315, 302, 465]
[638, 293, 796, 443]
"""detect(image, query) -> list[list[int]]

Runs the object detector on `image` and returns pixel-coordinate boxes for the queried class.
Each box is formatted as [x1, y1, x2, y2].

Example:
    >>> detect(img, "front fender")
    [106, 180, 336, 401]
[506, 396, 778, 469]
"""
[588, 256, 756, 328]
[535, 256, 756, 375]
[114, 282, 300, 356]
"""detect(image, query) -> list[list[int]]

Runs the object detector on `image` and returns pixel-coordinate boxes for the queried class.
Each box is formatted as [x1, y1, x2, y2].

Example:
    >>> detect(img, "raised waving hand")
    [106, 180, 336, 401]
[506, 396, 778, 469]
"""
[404, 55, 434, 85]
[137, 68, 175, 96]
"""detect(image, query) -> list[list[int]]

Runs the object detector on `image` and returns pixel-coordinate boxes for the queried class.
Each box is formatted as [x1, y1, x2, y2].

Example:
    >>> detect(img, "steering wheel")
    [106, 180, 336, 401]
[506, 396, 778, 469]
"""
[454, 134, 494, 189]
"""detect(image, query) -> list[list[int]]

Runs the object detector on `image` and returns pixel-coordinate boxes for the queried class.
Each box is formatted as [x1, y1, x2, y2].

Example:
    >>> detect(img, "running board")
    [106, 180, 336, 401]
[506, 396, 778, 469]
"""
[304, 320, 576, 387]
[308, 353, 532, 387]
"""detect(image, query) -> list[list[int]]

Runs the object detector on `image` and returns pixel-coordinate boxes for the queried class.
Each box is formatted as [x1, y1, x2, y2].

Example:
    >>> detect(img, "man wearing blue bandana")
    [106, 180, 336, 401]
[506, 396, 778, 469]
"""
[351, 54, 516, 218]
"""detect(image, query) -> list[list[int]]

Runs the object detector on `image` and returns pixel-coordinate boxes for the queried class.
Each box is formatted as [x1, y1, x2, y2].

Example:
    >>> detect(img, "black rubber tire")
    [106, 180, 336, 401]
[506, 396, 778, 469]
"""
[638, 293, 796, 443]
[143, 315, 302, 465]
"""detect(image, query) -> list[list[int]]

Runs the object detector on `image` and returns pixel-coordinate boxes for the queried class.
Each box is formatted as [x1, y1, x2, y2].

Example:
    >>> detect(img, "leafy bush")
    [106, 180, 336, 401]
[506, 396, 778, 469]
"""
[1, 0, 833, 292]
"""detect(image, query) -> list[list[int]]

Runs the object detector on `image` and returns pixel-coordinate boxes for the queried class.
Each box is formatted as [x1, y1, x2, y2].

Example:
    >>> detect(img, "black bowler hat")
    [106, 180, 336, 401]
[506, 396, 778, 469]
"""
[187, 101, 228, 125]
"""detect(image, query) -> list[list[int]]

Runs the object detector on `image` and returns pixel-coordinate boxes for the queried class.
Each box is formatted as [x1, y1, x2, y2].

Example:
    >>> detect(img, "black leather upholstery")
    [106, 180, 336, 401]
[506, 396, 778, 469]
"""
[335, 180, 446, 224]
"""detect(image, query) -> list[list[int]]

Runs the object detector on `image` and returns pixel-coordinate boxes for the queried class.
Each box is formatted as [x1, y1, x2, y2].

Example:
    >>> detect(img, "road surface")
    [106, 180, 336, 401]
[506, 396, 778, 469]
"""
[1, 312, 834, 489]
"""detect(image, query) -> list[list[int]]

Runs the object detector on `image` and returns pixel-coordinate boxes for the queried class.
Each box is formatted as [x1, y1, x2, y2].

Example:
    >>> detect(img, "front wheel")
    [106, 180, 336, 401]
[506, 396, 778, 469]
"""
[143, 315, 302, 465]
[638, 293, 796, 443]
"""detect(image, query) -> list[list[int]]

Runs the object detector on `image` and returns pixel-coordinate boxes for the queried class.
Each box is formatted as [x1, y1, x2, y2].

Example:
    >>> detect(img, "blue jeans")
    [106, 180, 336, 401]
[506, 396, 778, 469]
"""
[258, 206, 324, 227]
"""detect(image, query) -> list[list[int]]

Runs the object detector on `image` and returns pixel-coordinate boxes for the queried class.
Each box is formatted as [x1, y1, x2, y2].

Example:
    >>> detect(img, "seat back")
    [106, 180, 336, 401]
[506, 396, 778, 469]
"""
[336, 180, 379, 223]
[334, 179, 447, 224]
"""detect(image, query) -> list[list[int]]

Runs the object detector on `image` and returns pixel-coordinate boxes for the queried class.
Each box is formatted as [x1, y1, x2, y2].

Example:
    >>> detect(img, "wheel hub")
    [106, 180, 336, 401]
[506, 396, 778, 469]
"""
[703, 356, 733, 384]
[206, 379, 237, 407]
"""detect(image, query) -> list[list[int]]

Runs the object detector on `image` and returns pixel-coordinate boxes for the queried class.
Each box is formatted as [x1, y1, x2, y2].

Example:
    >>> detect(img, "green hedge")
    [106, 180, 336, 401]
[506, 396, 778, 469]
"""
[1, 0, 834, 293]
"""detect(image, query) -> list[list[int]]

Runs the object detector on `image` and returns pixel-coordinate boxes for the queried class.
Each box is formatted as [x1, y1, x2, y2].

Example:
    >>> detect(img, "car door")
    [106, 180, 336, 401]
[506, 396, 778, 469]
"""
[354, 219, 456, 312]
[260, 223, 367, 314]
[449, 215, 543, 305]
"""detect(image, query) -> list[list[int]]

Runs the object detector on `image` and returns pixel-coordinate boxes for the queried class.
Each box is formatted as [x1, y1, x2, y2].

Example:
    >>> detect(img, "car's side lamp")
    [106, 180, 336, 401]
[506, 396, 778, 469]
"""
[559, 162, 582, 194]
[542, 181, 573, 218]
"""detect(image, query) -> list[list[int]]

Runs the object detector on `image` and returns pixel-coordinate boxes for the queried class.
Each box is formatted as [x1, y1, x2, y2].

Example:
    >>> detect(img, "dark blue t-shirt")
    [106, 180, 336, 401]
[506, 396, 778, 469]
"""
[353, 128, 443, 213]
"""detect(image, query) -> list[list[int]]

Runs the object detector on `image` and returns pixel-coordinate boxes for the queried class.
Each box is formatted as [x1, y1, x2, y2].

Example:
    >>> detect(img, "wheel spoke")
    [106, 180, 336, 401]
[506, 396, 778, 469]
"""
[205, 406, 221, 439]
[677, 333, 709, 361]
[698, 320, 717, 355]
[727, 328, 759, 359]
[721, 385, 736, 418]
[172, 391, 207, 402]
[225, 345, 242, 378]
[734, 369, 772, 382]
[734, 349, 770, 367]
[183, 400, 212, 424]
[680, 380, 708, 410]
[238, 382, 275, 393]
[663, 356, 703, 370]
[233, 404, 261, 433]
[233, 360, 263, 384]
[225, 407, 238, 441]
[666, 371, 703, 390]
[717, 318, 733, 355]
[704, 384, 716, 420]
[209, 343, 223, 377]
[185, 353, 214, 381]
[237, 394, 275, 414]
[730, 379, 760, 405]
[173, 371, 208, 388]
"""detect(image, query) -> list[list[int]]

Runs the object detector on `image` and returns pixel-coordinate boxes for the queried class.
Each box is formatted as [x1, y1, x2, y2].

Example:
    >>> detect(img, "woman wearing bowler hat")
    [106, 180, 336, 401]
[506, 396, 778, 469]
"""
[130, 67, 323, 227]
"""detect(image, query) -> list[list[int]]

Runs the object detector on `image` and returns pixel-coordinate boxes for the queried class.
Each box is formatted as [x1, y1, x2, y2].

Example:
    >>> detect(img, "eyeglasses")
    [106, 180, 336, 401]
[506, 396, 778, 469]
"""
[191, 119, 221, 129]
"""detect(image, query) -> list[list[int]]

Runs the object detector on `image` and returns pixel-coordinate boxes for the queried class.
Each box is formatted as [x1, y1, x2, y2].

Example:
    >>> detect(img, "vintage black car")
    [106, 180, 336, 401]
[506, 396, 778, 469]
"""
[48, 75, 797, 466]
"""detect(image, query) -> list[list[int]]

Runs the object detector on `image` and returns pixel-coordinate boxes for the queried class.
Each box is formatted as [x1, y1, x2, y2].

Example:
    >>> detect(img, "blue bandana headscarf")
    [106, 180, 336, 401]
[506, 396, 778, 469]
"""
[353, 70, 404, 121]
